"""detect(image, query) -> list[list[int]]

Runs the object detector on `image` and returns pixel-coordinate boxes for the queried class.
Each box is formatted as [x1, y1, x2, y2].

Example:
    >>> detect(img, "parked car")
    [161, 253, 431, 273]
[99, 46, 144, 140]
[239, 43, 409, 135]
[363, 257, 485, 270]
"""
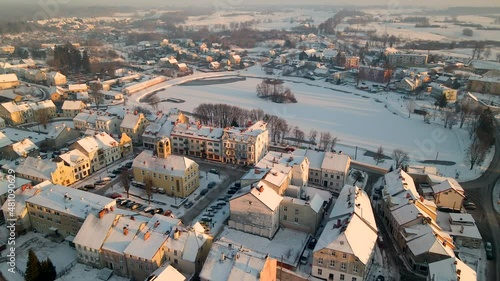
[216, 201, 226, 207]
[300, 250, 310, 265]
[154, 208, 164, 214]
[486, 242, 494, 260]
[107, 193, 122, 199]
[78, 187, 88, 191]
[125, 201, 136, 208]
[84, 184, 95, 189]
[307, 238, 317, 250]
[208, 169, 220, 175]
[112, 170, 121, 174]
[185, 201, 194, 209]
[463, 202, 476, 210]
[227, 189, 237, 195]
[131, 203, 141, 210]
[200, 189, 209, 196]
[207, 182, 216, 189]
[201, 217, 212, 223]
[120, 199, 131, 206]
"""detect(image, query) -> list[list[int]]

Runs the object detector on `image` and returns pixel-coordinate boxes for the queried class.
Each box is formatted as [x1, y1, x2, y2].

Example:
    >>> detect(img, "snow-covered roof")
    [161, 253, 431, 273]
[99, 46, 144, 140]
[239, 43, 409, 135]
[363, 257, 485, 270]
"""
[391, 203, 425, 226]
[428, 257, 476, 281]
[120, 113, 143, 129]
[132, 150, 197, 177]
[405, 228, 455, 258]
[68, 84, 88, 92]
[171, 122, 224, 141]
[282, 193, 325, 214]
[0, 131, 13, 148]
[102, 215, 148, 254]
[123, 214, 180, 260]
[0, 74, 18, 83]
[315, 186, 377, 265]
[200, 240, 268, 281]
[58, 149, 88, 166]
[255, 151, 308, 185]
[73, 213, 115, 250]
[26, 181, 116, 220]
[2, 128, 46, 144]
[164, 224, 210, 263]
[29, 100, 55, 111]
[146, 263, 186, 281]
[224, 121, 267, 142]
[218, 227, 308, 266]
[94, 132, 120, 149]
[12, 139, 38, 157]
[46, 71, 65, 79]
[15, 157, 60, 181]
[0, 174, 31, 197]
[231, 181, 283, 211]
[321, 152, 350, 172]
[383, 169, 419, 204]
[1, 101, 31, 113]
[47, 123, 71, 139]
[1, 180, 42, 217]
[431, 178, 464, 195]
[73, 112, 90, 123]
[62, 100, 85, 110]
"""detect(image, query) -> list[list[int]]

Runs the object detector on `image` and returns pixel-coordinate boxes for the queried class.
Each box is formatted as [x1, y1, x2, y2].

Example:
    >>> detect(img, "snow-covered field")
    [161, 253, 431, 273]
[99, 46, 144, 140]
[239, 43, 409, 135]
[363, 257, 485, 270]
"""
[126, 66, 492, 181]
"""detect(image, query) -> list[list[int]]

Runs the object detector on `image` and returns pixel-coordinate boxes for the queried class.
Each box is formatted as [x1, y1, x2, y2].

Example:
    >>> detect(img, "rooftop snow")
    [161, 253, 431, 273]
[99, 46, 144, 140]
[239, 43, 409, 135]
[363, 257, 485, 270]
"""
[120, 113, 143, 129]
[58, 149, 88, 166]
[219, 226, 308, 266]
[171, 122, 224, 140]
[321, 152, 350, 172]
[200, 240, 267, 281]
[12, 138, 38, 156]
[146, 263, 186, 281]
[431, 178, 465, 195]
[0, 73, 18, 83]
[132, 150, 197, 177]
[102, 215, 149, 254]
[428, 257, 476, 281]
[224, 121, 267, 141]
[0, 131, 13, 148]
[62, 100, 85, 110]
[26, 182, 116, 220]
[383, 169, 419, 203]
[73, 213, 116, 250]
[232, 181, 283, 211]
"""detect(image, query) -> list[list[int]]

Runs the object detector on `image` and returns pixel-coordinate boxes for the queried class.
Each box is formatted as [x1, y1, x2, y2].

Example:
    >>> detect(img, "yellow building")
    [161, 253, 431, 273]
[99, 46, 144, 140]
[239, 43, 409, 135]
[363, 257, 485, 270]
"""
[0, 74, 20, 90]
[62, 100, 86, 117]
[120, 112, 149, 143]
[15, 156, 76, 186]
[132, 138, 199, 198]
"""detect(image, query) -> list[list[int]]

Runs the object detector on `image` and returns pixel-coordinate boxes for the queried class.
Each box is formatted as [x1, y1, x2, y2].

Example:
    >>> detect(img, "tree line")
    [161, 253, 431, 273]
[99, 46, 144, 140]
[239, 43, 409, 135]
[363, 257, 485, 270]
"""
[25, 249, 56, 281]
[47, 43, 91, 75]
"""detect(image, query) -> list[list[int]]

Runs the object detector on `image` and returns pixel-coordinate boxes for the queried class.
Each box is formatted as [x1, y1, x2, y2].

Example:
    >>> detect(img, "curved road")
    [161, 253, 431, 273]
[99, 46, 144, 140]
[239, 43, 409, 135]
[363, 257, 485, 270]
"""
[460, 119, 500, 281]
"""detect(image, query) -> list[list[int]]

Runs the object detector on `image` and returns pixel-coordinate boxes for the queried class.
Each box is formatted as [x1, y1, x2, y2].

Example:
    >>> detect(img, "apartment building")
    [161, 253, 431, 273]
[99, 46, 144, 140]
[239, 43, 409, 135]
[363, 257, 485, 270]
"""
[120, 112, 149, 143]
[57, 149, 91, 181]
[0, 100, 56, 125]
[71, 132, 125, 173]
[387, 53, 428, 66]
[95, 115, 122, 135]
[222, 121, 269, 166]
[61, 100, 86, 118]
[170, 121, 224, 162]
[358, 66, 393, 84]
[15, 156, 76, 186]
[132, 139, 199, 198]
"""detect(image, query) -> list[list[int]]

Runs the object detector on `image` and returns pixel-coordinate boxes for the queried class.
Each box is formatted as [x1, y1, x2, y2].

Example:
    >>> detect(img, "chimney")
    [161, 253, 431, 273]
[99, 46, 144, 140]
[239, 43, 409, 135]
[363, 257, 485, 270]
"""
[98, 209, 105, 219]
[154, 220, 160, 228]
[144, 231, 151, 241]
[406, 193, 411, 199]
[110, 206, 114, 211]
[337, 219, 341, 227]
[174, 229, 180, 240]
[220, 253, 225, 261]
[254, 168, 260, 174]
[130, 216, 135, 220]
[123, 226, 129, 236]
[259, 186, 264, 193]
[420, 196, 424, 202]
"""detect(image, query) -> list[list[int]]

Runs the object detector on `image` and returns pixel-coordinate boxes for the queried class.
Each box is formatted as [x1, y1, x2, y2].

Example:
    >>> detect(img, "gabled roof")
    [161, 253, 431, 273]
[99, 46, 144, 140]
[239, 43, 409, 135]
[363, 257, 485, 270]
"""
[132, 150, 197, 177]
[58, 149, 88, 166]
[0, 131, 13, 148]
[147, 263, 186, 281]
[428, 257, 476, 281]
[120, 113, 144, 129]
[73, 212, 115, 250]
[62, 100, 85, 110]
[12, 139, 38, 156]
[0, 74, 18, 83]
[431, 178, 464, 195]
[231, 181, 282, 211]
[321, 152, 350, 172]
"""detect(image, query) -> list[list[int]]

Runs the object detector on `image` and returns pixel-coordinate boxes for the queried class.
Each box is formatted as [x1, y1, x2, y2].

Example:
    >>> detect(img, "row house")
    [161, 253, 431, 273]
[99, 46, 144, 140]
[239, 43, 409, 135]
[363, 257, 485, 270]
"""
[61, 100, 87, 118]
[15, 156, 76, 186]
[132, 139, 199, 198]
[25, 182, 116, 237]
[279, 194, 326, 235]
[46, 71, 67, 86]
[429, 83, 458, 102]
[0, 100, 56, 125]
[0, 74, 20, 90]
[1, 138, 39, 160]
[222, 121, 269, 166]
[120, 112, 149, 143]
[0, 178, 34, 234]
[170, 121, 224, 162]
[387, 53, 428, 66]
[57, 149, 91, 181]
[467, 76, 500, 95]
[45, 123, 80, 149]
[312, 186, 378, 281]
[95, 115, 122, 135]
[358, 66, 392, 84]
[142, 113, 174, 150]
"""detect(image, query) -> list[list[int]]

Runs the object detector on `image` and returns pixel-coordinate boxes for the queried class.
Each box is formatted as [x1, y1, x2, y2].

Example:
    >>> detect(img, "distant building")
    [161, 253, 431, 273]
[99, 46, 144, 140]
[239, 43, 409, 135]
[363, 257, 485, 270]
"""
[95, 115, 122, 135]
[120, 112, 149, 143]
[427, 257, 476, 281]
[61, 100, 86, 117]
[358, 66, 392, 83]
[467, 76, 500, 95]
[279, 194, 326, 235]
[46, 71, 67, 86]
[45, 123, 80, 149]
[387, 53, 428, 66]
[1, 138, 39, 160]
[429, 82, 457, 102]
[0, 74, 20, 90]
[15, 156, 76, 186]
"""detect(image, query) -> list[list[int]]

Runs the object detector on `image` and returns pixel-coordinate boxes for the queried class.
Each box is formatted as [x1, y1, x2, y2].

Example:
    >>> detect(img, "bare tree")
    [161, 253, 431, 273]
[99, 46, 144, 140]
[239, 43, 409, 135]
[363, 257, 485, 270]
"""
[143, 175, 153, 205]
[120, 169, 131, 198]
[148, 95, 160, 111]
[465, 134, 488, 170]
[319, 132, 332, 151]
[442, 110, 457, 129]
[292, 126, 305, 146]
[374, 146, 385, 165]
[351, 170, 364, 186]
[308, 129, 318, 146]
[483, 47, 492, 60]
[330, 137, 339, 151]
[466, 107, 484, 139]
[392, 149, 409, 168]
[92, 90, 104, 110]
[405, 100, 416, 118]
[458, 103, 473, 129]
[34, 108, 52, 130]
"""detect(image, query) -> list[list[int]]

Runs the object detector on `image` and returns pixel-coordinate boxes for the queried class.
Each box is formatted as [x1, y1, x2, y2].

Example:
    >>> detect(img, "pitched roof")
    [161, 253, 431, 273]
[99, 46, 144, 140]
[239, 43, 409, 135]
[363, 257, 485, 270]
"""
[101, 215, 148, 254]
[58, 149, 89, 166]
[321, 152, 350, 172]
[62, 100, 85, 110]
[15, 157, 58, 181]
[428, 257, 476, 281]
[231, 181, 283, 211]
[431, 178, 464, 195]
[73, 213, 115, 250]
[0, 74, 19, 83]
[132, 150, 197, 177]
[12, 139, 38, 157]
[120, 113, 143, 129]
[0, 131, 13, 148]
[146, 264, 186, 281]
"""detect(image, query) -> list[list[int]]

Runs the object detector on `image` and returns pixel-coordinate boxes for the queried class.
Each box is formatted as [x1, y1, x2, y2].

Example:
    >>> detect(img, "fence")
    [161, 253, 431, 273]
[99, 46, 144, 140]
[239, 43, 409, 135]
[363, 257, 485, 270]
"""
[56, 259, 77, 278]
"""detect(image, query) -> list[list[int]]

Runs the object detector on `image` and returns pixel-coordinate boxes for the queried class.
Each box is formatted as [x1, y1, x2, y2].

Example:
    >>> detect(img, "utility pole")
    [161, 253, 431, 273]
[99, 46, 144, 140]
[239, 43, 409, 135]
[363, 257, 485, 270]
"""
[355, 146, 358, 160]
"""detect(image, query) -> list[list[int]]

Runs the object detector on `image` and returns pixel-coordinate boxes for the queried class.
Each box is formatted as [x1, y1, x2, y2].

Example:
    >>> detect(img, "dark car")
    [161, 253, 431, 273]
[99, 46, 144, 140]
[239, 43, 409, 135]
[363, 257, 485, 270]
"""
[78, 187, 88, 191]
[486, 242, 494, 260]
[207, 182, 216, 189]
[216, 201, 227, 206]
[185, 201, 194, 209]
[112, 170, 121, 174]
[208, 169, 220, 175]
[227, 189, 237, 195]
[84, 184, 95, 189]
[307, 238, 317, 249]
[463, 202, 476, 210]
[154, 208, 164, 214]
[376, 275, 385, 281]
[200, 189, 209, 196]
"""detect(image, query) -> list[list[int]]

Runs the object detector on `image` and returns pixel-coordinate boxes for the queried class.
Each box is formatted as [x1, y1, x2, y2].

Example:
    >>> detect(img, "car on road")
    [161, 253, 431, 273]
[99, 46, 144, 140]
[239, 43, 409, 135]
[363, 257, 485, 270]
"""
[120, 199, 131, 206]
[463, 202, 476, 210]
[208, 169, 220, 175]
[107, 193, 122, 199]
[376, 275, 385, 281]
[185, 201, 194, 209]
[84, 184, 95, 189]
[207, 182, 217, 189]
[307, 238, 317, 250]
[110, 174, 117, 179]
[200, 189, 209, 196]
[154, 208, 164, 214]
[112, 170, 121, 174]
[486, 242, 494, 260]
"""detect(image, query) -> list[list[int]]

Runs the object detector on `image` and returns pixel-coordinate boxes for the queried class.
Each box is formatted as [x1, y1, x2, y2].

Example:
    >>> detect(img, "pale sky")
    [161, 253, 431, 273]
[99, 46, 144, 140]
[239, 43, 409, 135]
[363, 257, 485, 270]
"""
[6, 0, 500, 7]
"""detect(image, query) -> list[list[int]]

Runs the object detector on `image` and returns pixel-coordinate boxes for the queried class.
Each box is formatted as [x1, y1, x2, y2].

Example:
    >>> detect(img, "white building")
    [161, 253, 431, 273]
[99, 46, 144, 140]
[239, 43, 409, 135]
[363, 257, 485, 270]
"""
[222, 121, 269, 166]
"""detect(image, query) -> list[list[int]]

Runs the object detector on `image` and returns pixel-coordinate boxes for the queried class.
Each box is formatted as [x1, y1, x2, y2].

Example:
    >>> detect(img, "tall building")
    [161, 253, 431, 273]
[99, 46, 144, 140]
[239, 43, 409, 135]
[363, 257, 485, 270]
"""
[222, 121, 269, 166]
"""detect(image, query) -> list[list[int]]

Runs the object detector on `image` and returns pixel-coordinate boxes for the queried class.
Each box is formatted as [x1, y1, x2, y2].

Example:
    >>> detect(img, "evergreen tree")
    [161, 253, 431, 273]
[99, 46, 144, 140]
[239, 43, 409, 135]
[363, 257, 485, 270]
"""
[435, 94, 447, 109]
[40, 258, 57, 281]
[82, 50, 91, 73]
[25, 249, 41, 281]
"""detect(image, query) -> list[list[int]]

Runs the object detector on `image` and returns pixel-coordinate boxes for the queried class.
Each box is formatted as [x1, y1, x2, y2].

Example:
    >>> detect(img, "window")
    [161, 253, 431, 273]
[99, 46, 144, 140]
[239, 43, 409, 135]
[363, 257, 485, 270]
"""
[318, 258, 323, 265]
[341, 263, 346, 270]
[340, 274, 345, 280]
[317, 268, 322, 275]
[352, 278, 357, 281]
[295, 209, 299, 215]
[342, 253, 347, 259]
[283, 206, 287, 212]
[294, 218, 299, 223]
[330, 260, 335, 267]
[353, 265, 358, 273]
[331, 251, 336, 256]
